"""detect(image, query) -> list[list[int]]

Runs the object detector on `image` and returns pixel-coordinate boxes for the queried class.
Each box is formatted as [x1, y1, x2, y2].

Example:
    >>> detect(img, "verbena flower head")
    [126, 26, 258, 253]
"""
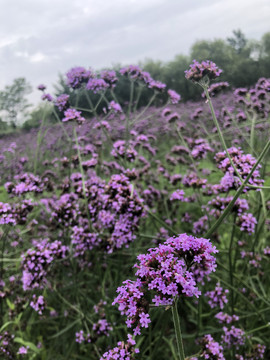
[185, 60, 222, 84]
[86, 78, 109, 93]
[37, 84, 46, 91]
[54, 94, 70, 112]
[205, 282, 229, 309]
[100, 334, 139, 360]
[62, 108, 85, 125]
[66, 66, 93, 89]
[113, 234, 218, 334]
[214, 147, 264, 192]
[197, 334, 225, 360]
[100, 70, 118, 88]
[168, 89, 181, 104]
[41, 93, 53, 102]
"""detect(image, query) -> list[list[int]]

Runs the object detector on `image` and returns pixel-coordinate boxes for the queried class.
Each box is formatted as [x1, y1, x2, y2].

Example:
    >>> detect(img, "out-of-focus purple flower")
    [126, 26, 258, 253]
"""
[215, 312, 239, 324]
[41, 93, 53, 102]
[202, 82, 229, 97]
[37, 84, 46, 91]
[30, 295, 45, 315]
[197, 334, 225, 360]
[222, 326, 245, 349]
[100, 70, 118, 88]
[54, 94, 70, 112]
[205, 283, 229, 309]
[66, 66, 93, 89]
[108, 100, 122, 113]
[100, 334, 139, 360]
[17, 346, 28, 355]
[62, 108, 85, 125]
[185, 60, 222, 83]
[168, 89, 181, 104]
[86, 78, 109, 93]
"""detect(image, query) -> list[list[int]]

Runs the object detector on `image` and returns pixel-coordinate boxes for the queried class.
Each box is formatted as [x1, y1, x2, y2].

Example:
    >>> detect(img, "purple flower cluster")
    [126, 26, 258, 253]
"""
[71, 173, 145, 253]
[170, 189, 189, 202]
[86, 78, 109, 93]
[214, 147, 264, 192]
[236, 344, 266, 359]
[108, 100, 123, 113]
[5, 173, 44, 195]
[197, 334, 225, 360]
[202, 81, 229, 97]
[100, 70, 118, 88]
[237, 213, 257, 234]
[185, 60, 222, 82]
[222, 326, 246, 349]
[215, 312, 239, 324]
[76, 330, 90, 344]
[30, 295, 45, 315]
[54, 94, 70, 112]
[113, 234, 217, 335]
[21, 239, 69, 290]
[182, 172, 207, 189]
[0, 331, 15, 359]
[45, 192, 80, 227]
[205, 282, 229, 309]
[0, 200, 34, 226]
[168, 89, 181, 104]
[66, 67, 93, 89]
[120, 65, 166, 91]
[100, 334, 139, 360]
[111, 140, 138, 162]
[207, 196, 249, 218]
[62, 108, 85, 125]
[41, 93, 53, 102]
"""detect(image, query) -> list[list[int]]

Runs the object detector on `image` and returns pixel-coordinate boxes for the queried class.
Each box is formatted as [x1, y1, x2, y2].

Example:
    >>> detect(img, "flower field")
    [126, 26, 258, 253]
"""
[0, 62, 270, 359]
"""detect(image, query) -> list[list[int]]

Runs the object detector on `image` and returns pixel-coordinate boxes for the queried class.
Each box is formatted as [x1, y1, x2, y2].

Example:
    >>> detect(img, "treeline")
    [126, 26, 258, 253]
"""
[54, 29, 270, 110]
[1, 30, 270, 133]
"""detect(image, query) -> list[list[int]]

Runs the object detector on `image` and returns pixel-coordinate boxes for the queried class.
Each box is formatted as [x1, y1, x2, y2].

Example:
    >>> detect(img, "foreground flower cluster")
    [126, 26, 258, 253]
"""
[113, 234, 218, 335]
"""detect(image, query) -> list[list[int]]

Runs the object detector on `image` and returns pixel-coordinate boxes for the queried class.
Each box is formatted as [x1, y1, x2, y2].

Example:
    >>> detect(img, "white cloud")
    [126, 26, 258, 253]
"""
[0, 0, 268, 106]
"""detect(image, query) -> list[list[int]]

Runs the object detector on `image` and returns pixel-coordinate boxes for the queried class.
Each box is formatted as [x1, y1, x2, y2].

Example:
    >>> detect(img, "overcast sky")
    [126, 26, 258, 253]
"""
[0, 0, 269, 106]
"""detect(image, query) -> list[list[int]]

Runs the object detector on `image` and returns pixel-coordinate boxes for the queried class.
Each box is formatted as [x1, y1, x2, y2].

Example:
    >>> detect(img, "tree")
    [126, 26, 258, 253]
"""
[227, 29, 248, 54]
[0, 78, 32, 128]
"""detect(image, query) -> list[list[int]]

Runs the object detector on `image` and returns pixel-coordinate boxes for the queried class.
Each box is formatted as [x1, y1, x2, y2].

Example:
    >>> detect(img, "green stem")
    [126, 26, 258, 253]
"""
[73, 127, 94, 231]
[172, 299, 186, 360]
[229, 214, 237, 315]
[203, 87, 244, 182]
[145, 208, 178, 236]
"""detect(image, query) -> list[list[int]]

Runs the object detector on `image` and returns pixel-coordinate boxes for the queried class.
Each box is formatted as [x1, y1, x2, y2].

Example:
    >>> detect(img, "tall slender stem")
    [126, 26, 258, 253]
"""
[172, 299, 186, 360]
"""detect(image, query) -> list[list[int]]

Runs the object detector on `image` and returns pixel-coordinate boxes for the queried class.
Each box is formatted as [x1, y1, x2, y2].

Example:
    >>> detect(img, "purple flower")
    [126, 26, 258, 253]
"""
[66, 66, 93, 89]
[100, 334, 139, 360]
[17, 346, 28, 355]
[54, 94, 70, 112]
[185, 60, 222, 83]
[108, 100, 123, 113]
[86, 78, 109, 93]
[37, 84, 46, 91]
[62, 108, 85, 125]
[205, 283, 229, 309]
[168, 89, 181, 104]
[198, 334, 225, 360]
[41, 93, 53, 102]
[100, 70, 118, 88]
[114, 234, 217, 334]
[222, 326, 245, 349]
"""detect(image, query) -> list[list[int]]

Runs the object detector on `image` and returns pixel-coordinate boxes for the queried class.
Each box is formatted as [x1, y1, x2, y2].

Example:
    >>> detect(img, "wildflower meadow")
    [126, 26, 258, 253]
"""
[0, 60, 270, 360]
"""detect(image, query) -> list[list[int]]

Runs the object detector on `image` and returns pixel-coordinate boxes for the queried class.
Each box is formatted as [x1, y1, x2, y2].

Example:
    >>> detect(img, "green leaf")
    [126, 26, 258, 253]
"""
[14, 337, 40, 353]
